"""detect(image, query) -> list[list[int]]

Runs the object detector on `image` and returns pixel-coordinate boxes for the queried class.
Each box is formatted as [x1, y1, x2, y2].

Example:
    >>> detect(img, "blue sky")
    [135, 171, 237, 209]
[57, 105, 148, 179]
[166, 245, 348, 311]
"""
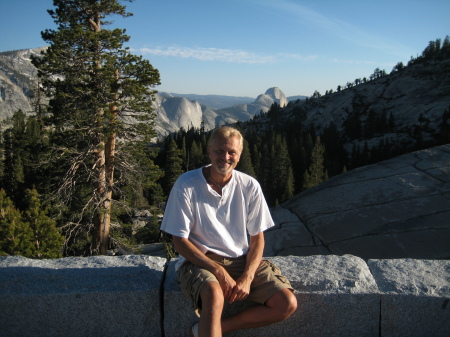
[1, 0, 449, 97]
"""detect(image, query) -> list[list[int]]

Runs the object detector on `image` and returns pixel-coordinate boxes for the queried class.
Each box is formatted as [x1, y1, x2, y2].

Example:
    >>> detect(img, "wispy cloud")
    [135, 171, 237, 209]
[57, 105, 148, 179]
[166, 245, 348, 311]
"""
[136, 46, 317, 64]
[137, 46, 276, 64]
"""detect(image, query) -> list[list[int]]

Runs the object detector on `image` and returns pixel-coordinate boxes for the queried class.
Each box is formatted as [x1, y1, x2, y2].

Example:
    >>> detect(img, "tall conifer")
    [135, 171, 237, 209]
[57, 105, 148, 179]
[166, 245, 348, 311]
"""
[0, 190, 33, 257]
[303, 137, 328, 190]
[22, 189, 64, 258]
[164, 140, 183, 195]
[31, 0, 160, 255]
[236, 139, 256, 178]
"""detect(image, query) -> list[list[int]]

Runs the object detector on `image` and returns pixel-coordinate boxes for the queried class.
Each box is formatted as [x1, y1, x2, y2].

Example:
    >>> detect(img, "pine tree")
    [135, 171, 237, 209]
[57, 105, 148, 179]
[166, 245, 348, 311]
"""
[0, 190, 33, 257]
[31, 0, 160, 255]
[3, 114, 47, 201]
[297, 143, 308, 191]
[282, 166, 295, 202]
[3, 125, 25, 203]
[271, 135, 294, 204]
[258, 142, 272, 200]
[189, 140, 204, 169]
[236, 139, 256, 178]
[365, 110, 377, 137]
[287, 135, 302, 193]
[164, 140, 184, 196]
[251, 143, 262, 179]
[180, 136, 188, 170]
[321, 122, 347, 177]
[0, 189, 64, 258]
[22, 189, 64, 258]
[303, 137, 328, 190]
[120, 139, 163, 209]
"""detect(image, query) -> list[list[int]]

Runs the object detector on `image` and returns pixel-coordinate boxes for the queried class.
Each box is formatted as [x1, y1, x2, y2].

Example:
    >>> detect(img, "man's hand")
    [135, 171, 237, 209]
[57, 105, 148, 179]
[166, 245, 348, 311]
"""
[214, 265, 236, 301]
[228, 274, 253, 304]
[172, 234, 264, 304]
[226, 232, 264, 304]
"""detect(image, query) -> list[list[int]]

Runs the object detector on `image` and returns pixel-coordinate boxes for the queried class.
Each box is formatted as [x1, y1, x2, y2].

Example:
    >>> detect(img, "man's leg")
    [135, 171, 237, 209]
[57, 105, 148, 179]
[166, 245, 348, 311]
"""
[198, 281, 225, 337]
[221, 288, 297, 333]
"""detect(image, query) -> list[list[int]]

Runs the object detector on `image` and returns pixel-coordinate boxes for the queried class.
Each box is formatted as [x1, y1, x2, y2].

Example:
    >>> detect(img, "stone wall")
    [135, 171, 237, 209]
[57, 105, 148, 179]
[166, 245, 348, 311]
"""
[1, 255, 449, 337]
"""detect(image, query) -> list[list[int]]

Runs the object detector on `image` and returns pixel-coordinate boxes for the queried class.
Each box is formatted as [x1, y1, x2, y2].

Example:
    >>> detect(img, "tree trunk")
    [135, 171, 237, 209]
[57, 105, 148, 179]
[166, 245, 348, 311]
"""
[92, 13, 112, 255]
[93, 125, 110, 255]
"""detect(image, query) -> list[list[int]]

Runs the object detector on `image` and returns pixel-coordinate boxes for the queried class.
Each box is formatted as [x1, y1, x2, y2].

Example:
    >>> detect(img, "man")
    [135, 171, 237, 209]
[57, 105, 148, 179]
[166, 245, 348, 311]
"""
[161, 126, 297, 337]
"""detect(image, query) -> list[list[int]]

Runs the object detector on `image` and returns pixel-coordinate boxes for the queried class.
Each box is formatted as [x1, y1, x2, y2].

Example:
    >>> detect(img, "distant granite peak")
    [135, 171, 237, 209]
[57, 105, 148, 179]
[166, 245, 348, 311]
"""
[265, 87, 288, 106]
[255, 87, 288, 108]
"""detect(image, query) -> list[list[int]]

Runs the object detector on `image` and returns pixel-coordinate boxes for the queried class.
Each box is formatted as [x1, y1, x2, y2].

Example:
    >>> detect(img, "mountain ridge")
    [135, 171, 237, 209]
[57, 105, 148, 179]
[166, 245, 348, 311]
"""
[0, 48, 305, 137]
[1, 43, 449, 148]
[240, 57, 450, 158]
[151, 86, 293, 137]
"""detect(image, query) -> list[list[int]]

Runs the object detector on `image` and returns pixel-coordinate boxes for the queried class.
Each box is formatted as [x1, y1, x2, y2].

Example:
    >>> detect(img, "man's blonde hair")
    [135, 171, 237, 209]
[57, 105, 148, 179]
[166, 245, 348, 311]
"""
[208, 126, 243, 151]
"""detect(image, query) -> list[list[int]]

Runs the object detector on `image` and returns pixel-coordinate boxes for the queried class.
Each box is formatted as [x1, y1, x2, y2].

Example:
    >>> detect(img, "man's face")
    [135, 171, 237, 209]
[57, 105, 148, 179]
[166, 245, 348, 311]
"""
[208, 135, 242, 177]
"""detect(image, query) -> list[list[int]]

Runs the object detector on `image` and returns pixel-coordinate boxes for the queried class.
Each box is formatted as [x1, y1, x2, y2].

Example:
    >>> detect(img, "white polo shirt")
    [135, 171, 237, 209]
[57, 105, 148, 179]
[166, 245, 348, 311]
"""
[160, 165, 274, 270]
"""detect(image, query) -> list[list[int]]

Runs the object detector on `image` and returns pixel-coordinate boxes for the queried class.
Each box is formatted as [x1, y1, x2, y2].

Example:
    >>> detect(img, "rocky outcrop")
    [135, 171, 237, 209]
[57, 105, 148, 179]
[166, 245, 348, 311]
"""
[265, 144, 450, 260]
[153, 94, 204, 136]
[257, 87, 288, 107]
[216, 87, 288, 126]
[1, 255, 449, 336]
[281, 58, 450, 152]
[135, 86, 291, 137]
[0, 49, 45, 127]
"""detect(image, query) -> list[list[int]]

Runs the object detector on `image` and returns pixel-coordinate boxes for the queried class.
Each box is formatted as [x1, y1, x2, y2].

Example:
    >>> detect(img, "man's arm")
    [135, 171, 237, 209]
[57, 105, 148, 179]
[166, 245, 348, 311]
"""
[172, 236, 236, 300]
[229, 232, 265, 303]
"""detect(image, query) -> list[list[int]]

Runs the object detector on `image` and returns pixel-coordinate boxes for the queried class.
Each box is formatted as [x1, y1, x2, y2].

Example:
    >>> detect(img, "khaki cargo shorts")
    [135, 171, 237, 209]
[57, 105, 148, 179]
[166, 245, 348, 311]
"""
[177, 252, 293, 313]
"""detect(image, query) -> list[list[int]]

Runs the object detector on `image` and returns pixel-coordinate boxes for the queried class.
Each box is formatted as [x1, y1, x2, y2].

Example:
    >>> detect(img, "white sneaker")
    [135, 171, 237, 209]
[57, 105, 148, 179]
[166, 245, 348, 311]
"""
[190, 323, 199, 337]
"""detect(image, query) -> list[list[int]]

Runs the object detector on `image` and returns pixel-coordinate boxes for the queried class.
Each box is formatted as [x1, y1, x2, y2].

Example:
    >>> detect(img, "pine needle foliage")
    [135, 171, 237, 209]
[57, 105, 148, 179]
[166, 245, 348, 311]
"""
[31, 0, 161, 255]
[0, 189, 63, 258]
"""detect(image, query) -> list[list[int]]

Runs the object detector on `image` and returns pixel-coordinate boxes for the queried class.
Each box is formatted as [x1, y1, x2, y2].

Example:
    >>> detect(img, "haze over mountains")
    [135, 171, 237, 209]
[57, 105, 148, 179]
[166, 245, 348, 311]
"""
[153, 86, 293, 137]
[166, 89, 307, 110]
[0, 48, 306, 137]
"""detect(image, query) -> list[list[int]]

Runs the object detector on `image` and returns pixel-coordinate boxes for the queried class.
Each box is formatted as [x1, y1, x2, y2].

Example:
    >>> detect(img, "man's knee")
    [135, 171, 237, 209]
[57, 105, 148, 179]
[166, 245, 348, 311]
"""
[266, 288, 297, 321]
[284, 290, 298, 316]
[200, 281, 225, 310]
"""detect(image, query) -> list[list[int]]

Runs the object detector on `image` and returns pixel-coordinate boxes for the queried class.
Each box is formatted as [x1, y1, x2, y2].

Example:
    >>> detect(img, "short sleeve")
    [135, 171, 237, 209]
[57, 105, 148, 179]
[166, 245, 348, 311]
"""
[246, 182, 275, 236]
[160, 181, 193, 239]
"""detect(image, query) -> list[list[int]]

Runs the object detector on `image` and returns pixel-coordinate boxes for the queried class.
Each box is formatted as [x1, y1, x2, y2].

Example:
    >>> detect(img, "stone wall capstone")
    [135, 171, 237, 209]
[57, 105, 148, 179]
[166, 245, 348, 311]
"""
[1, 255, 449, 337]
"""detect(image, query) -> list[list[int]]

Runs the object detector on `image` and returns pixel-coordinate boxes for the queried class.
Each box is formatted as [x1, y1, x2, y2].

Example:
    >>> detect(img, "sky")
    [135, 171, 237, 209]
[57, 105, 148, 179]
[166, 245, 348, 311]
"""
[1, 0, 449, 98]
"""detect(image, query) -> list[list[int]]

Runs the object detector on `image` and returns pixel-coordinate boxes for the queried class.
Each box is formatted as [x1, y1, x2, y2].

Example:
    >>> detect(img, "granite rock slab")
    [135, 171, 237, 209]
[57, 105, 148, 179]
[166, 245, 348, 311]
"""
[274, 145, 450, 260]
[368, 259, 450, 337]
[0, 255, 166, 337]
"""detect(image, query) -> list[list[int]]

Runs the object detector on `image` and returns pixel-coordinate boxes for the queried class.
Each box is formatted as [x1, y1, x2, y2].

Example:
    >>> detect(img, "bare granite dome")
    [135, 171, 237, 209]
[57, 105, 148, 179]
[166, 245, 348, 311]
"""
[264, 87, 288, 107]
[265, 144, 450, 260]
